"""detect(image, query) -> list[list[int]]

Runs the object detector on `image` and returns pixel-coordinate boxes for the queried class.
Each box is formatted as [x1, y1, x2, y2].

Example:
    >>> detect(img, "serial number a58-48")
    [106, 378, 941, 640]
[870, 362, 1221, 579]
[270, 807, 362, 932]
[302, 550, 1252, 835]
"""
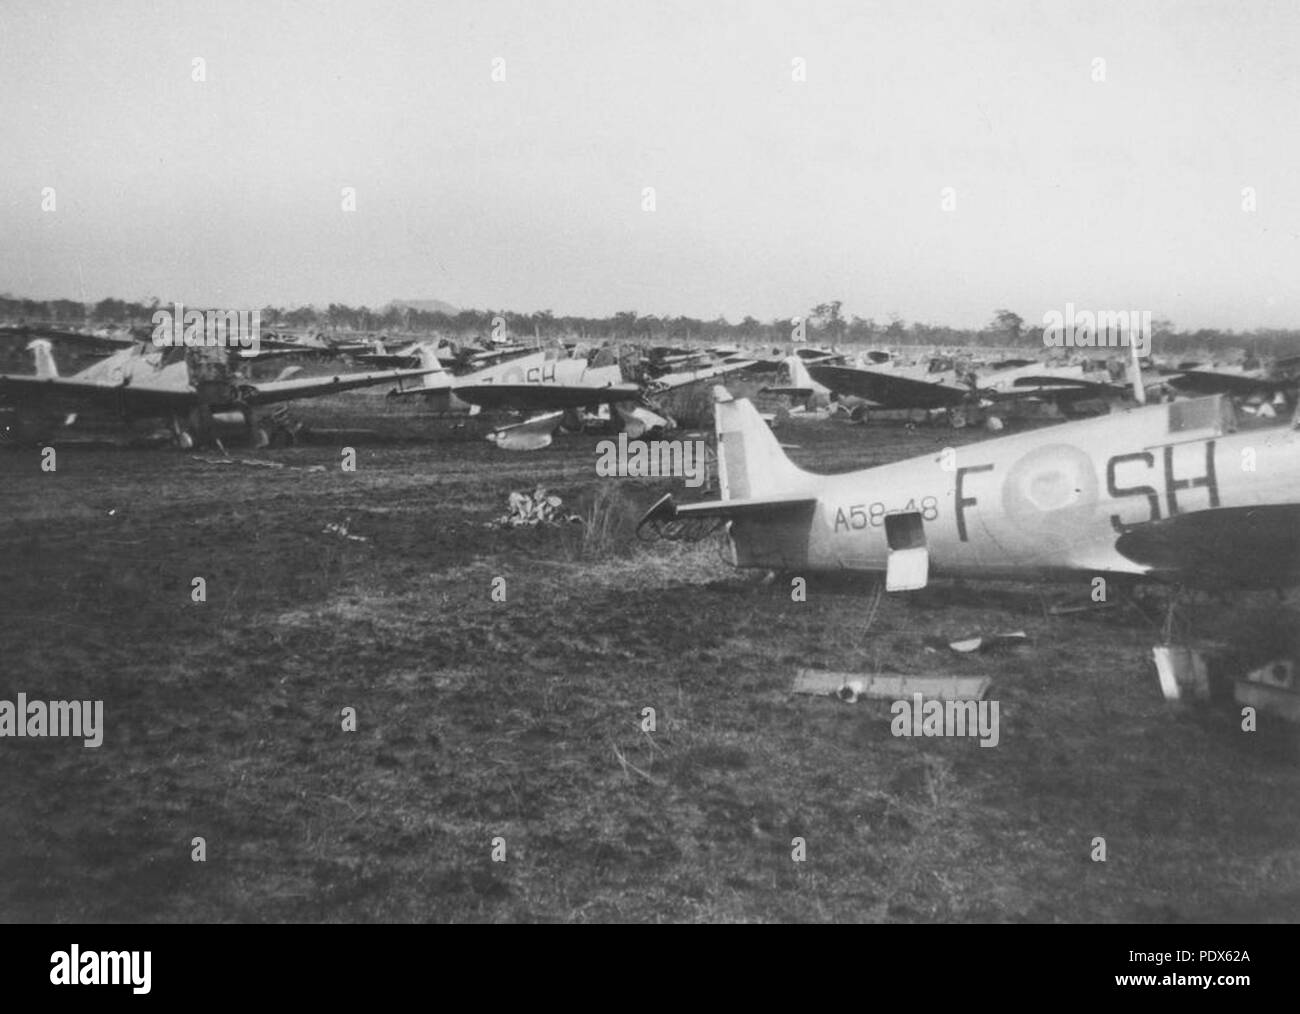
[833, 497, 938, 532]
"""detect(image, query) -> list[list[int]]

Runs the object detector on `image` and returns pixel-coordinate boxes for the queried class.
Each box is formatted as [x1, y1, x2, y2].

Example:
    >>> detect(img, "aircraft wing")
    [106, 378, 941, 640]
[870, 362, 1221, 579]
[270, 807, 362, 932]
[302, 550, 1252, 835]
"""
[236, 347, 328, 361]
[1008, 375, 1111, 391]
[0, 374, 194, 415]
[453, 382, 643, 410]
[648, 362, 758, 392]
[807, 364, 968, 409]
[1114, 504, 1300, 589]
[241, 366, 441, 406]
[346, 354, 419, 369]
[998, 376, 1126, 404]
[0, 326, 133, 350]
[1166, 370, 1288, 397]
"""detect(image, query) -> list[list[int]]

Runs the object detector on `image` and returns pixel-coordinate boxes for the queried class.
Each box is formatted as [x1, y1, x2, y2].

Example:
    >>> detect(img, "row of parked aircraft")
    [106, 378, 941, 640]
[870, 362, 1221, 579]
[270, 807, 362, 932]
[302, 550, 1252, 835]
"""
[2, 323, 1297, 451]
[761, 345, 1300, 428]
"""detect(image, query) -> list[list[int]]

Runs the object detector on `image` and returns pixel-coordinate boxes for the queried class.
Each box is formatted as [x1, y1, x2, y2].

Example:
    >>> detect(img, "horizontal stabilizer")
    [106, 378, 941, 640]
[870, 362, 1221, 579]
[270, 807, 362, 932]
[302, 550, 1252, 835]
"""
[639, 491, 817, 527]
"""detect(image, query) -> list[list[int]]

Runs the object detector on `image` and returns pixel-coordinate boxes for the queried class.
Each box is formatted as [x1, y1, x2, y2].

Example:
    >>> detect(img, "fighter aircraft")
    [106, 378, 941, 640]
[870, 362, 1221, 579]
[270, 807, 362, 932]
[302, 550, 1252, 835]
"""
[395, 343, 671, 448]
[805, 354, 1130, 426]
[644, 354, 761, 394]
[640, 385, 1300, 594]
[1160, 360, 1295, 403]
[758, 355, 853, 420]
[0, 338, 439, 447]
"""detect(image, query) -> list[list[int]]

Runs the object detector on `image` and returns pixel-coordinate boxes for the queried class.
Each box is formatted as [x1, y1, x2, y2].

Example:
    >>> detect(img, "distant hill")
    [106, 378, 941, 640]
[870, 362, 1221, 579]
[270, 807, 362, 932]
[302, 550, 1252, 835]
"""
[388, 299, 461, 316]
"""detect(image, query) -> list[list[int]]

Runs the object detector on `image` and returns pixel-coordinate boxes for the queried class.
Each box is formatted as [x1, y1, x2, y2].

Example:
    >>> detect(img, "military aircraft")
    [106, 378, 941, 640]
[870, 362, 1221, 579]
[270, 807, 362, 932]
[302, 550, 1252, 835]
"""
[640, 385, 1300, 595]
[644, 353, 760, 395]
[804, 353, 1131, 426]
[761, 355, 836, 409]
[0, 338, 439, 447]
[1160, 360, 1295, 403]
[395, 344, 671, 448]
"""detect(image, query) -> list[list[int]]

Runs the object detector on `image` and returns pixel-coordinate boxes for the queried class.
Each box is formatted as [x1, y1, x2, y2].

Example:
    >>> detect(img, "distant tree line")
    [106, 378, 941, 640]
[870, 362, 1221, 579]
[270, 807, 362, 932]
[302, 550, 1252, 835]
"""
[3, 293, 1300, 358]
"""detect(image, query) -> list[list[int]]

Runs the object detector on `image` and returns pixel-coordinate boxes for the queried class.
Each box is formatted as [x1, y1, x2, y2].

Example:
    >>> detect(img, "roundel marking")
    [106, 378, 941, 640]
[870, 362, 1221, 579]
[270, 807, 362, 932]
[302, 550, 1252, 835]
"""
[1000, 443, 1100, 536]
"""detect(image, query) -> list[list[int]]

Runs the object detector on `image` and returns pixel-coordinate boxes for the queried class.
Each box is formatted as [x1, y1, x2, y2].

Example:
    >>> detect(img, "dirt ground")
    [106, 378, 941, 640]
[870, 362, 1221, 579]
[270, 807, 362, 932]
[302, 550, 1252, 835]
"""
[2, 395, 1299, 923]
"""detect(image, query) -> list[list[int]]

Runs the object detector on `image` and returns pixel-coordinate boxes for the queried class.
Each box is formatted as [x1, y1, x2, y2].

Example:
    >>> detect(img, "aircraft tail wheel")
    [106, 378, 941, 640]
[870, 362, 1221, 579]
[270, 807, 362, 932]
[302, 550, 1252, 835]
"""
[985, 415, 1004, 432]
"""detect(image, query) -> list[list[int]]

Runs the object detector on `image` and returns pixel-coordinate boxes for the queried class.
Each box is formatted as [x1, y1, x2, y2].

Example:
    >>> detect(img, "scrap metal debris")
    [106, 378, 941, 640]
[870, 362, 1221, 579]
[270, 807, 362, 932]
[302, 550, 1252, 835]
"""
[487, 486, 582, 528]
[1152, 644, 1211, 702]
[322, 517, 368, 542]
[1235, 658, 1300, 721]
[925, 630, 1028, 654]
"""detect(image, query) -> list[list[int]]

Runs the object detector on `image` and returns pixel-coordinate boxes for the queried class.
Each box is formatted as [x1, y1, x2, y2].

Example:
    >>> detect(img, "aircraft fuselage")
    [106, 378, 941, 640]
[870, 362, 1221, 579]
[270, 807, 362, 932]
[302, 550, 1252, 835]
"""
[727, 396, 1299, 584]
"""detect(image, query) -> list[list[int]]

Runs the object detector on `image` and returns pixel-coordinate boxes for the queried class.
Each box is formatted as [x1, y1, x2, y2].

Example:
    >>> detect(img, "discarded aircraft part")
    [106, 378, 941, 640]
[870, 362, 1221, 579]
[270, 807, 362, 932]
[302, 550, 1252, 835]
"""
[1234, 681, 1300, 722]
[485, 410, 564, 451]
[1234, 662, 1300, 722]
[929, 631, 1028, 654]
[322, 518, 368, 542]
[1152, 645, 1211, 702]
[1243, 658, 1296, 689]
[615, 401, 672, 440]
[791, 669, 992, 702]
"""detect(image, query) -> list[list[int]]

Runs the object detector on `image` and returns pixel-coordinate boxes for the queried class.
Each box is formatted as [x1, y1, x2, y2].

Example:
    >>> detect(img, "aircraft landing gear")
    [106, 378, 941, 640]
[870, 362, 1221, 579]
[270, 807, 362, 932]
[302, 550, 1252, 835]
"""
[242, 407, 270, 449]
[170, 414, 196, 449]
[1160, 583, 1191, 645]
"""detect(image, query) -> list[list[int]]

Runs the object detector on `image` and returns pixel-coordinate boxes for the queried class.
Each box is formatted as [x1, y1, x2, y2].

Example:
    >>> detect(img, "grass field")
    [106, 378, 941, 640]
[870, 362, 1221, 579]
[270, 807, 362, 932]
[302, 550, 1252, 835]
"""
[2, 397, 1299, 923]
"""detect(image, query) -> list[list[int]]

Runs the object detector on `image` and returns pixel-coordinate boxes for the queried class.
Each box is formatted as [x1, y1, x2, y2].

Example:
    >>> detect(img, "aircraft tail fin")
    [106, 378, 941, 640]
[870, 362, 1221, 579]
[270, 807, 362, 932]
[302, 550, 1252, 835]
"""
[711, 386, 809, 500]
[28, 339, 58, 379]
[1129, 336, 1146, 405]
[417, 344, 451, 389]
[784, 355, 815, 391]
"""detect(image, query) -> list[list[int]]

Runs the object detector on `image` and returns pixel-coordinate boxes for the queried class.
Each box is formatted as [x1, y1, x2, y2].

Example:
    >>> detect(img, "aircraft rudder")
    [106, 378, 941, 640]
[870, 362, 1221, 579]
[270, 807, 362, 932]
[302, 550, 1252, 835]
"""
[27, 339, 59, 379]
[712, 386, 804, 500]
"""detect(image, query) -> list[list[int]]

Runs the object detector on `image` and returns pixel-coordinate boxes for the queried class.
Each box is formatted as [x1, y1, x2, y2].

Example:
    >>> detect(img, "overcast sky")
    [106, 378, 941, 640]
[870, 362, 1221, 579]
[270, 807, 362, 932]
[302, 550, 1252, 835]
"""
[1, 0, 1297, 329]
